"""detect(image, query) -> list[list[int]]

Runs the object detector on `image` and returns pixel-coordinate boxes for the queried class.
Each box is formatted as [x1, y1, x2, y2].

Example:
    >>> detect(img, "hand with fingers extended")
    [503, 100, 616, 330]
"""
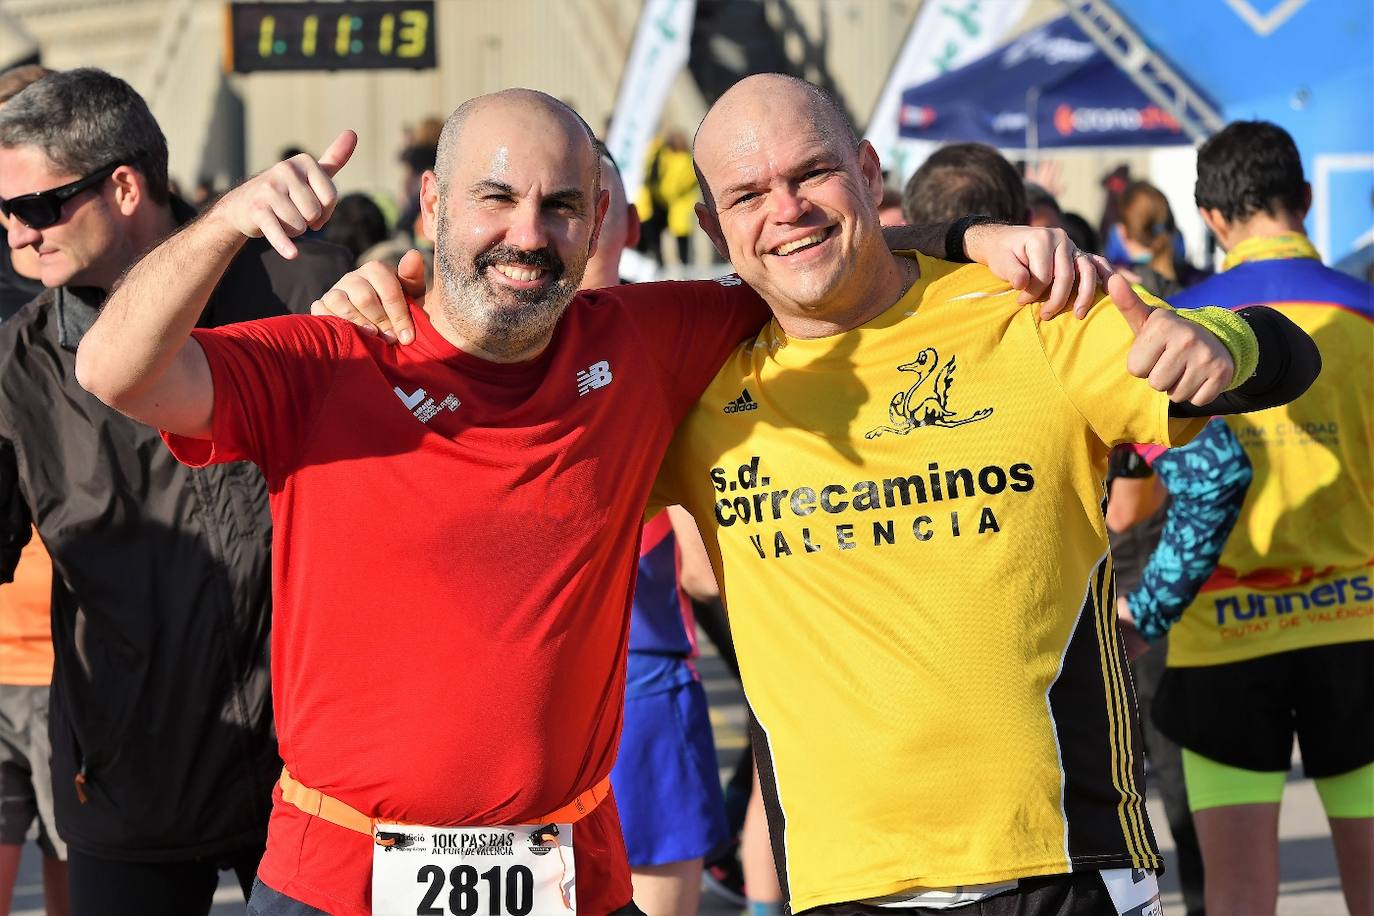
[1109, 274, 1234, 407]
[312, 248, 427, 344]
[211, 130, 357, 260]
[965, 224, 1118, 321]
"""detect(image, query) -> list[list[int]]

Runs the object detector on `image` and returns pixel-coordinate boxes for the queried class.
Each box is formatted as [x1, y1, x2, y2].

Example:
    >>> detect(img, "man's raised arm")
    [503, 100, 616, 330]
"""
[75, 130, 356, 438]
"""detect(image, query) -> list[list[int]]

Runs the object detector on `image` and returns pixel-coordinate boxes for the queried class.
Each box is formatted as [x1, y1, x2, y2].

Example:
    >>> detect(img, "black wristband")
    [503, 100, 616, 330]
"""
[1168, 305, 1322, 418]
[944, 214, 1003, 263]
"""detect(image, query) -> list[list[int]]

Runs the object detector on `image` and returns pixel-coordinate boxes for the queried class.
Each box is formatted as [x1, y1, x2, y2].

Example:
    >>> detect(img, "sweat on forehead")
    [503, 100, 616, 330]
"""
[433, 88, 599, 191]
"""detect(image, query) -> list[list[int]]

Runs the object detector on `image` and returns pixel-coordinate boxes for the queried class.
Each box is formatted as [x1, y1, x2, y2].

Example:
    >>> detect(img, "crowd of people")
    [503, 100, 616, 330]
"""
[0, 56, 1366, 916]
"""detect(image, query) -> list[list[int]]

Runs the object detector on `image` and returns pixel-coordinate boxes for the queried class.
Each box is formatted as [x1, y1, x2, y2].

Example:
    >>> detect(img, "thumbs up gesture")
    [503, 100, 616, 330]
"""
[1110, 274, 1234, 407]
[211, 130, 358, 260]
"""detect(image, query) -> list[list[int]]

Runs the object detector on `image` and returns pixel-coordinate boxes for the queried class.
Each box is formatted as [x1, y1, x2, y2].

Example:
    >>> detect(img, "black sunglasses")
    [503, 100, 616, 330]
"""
[0, 160, 123, 230]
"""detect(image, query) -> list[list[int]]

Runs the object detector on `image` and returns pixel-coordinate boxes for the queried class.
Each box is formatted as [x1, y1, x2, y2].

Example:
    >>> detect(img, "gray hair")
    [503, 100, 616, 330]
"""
[0, 67, 169, 205]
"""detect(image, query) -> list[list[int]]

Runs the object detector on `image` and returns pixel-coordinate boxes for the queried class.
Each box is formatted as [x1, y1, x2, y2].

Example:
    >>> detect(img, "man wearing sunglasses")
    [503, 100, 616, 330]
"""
[3, 159, 121, 229]
[0, 68, 351, 915]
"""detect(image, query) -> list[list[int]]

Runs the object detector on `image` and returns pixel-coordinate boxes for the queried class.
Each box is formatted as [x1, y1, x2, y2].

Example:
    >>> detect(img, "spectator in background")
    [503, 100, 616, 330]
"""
[1024, 178, 1101, 258]
[1061, 211, 1101, 257]
[0, 68, 351, 915]
[0, 65, 48, 323]
[900, 141, 1026, 225]
[323, 193, 390, 265]
[1149, 120, 1373, 916]
[0, 61, 66, 916]
[396, 117, 442, 240]
[657, 130, 699, 268]
[1025, 181, 1065, 229]
[636, 135, 669, 266]
[1108, 181, 1206, 296]
[636, 130, 699, 268]
[0, 538, 65, 916]
[1098, 163, 1132, 246]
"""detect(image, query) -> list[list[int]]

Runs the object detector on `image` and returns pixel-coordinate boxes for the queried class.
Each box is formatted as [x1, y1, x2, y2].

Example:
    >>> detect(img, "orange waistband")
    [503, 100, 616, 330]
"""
[277, 768, 610, 845]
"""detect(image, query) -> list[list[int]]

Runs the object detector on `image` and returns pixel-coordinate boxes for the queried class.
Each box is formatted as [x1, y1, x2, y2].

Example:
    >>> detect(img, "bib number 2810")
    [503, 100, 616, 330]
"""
[417, 864, 535, 915]
[373, 822, 576, 916]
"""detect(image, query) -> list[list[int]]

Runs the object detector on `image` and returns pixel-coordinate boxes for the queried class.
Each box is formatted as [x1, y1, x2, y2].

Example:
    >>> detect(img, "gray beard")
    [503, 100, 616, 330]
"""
[434, 208, 583, 359]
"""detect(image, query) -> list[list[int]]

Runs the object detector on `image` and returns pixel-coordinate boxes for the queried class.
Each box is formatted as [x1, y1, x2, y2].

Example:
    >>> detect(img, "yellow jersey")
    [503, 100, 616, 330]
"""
[655, 254, 1203, 910]
[1166, 240, 1374, 666]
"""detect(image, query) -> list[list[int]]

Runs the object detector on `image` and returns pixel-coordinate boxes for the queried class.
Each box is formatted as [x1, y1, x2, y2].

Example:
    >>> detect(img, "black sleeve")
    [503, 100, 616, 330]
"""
[268, 239, 355, 315]
[206, 238, 355, 326]
[0, 438, 33, 584]
[1169, 305, 1321, 418]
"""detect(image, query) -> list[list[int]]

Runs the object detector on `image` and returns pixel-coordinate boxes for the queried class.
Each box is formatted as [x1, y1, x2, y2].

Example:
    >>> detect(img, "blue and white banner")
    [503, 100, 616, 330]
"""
[895, 17, 1199, 152]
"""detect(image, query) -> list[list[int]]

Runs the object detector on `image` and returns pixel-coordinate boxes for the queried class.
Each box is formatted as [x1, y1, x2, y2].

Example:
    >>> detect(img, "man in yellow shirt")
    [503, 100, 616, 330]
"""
[1145, 121, 1373, 916]
[645, 76, 1314, 915]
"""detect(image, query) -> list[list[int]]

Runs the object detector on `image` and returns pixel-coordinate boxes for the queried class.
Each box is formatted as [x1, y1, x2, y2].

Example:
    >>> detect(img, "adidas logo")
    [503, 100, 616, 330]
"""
[723, 389, 759, 414]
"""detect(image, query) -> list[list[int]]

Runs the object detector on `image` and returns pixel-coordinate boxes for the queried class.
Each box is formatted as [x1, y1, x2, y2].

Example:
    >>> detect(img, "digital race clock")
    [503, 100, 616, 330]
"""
[225, 1, 437, 73]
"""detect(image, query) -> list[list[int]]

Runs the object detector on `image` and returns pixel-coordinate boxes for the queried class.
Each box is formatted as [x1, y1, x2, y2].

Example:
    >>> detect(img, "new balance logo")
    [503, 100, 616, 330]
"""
[723, 389, 759, 413]
[394, 386, 427, 410]
[394, 385, 460, 423]
[576, 360, 613, 396]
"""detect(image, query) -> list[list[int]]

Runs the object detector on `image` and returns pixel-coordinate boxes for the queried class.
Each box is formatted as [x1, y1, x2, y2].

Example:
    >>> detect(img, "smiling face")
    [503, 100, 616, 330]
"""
[693, 76, 889, 328]
[0, 143, 131, 290]
[421, 91, 607, 361]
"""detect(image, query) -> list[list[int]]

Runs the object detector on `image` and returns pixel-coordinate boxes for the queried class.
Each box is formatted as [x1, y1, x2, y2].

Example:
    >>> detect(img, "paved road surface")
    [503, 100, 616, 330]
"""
[10, 634, 1349, 914]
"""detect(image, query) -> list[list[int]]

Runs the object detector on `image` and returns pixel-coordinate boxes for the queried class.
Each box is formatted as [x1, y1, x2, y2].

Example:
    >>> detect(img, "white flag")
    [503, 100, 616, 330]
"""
[606, 0, 697, 200]
[865, 0, 1030, 182]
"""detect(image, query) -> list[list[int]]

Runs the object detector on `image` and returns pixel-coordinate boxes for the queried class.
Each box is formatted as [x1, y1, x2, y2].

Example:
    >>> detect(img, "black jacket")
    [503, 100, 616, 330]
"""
[0, 231, 351, 860]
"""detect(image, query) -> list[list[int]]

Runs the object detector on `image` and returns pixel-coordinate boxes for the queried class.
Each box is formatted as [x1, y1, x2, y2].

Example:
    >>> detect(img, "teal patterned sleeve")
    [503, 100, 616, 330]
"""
[1125, 419, 1252, 641]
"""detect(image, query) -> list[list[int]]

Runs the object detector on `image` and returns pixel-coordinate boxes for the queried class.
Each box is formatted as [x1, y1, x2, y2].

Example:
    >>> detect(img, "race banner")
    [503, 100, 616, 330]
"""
[605, 0, 696, 203]
[865, 0, 1029, 182]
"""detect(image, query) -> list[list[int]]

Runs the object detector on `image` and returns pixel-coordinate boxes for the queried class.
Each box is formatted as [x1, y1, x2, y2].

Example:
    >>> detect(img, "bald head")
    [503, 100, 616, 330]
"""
[694, 74, 855, 208]
[686, 73, 895, 332]
[434, 88, 599, 198]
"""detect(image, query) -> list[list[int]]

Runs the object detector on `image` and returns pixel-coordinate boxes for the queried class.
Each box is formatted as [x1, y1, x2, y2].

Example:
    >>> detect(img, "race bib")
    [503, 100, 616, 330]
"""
[372, 822, 576, 915]
[1101, 868, 1163, 916]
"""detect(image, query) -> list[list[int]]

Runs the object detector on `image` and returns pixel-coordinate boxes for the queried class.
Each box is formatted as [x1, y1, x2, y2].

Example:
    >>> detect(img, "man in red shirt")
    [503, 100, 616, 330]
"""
[72, 89, 1099, 916]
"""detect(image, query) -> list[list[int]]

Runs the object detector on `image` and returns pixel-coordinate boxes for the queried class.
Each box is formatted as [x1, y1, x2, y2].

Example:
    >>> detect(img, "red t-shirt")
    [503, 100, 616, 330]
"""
[164, 278, 767, 915]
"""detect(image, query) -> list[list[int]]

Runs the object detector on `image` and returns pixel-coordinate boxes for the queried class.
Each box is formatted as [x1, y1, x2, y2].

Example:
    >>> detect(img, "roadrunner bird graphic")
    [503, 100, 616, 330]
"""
[864, 348, 993, 439]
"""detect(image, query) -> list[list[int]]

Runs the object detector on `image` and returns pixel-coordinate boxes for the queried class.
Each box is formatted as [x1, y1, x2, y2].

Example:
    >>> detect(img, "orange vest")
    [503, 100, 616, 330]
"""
[0, 528, 54, 685]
